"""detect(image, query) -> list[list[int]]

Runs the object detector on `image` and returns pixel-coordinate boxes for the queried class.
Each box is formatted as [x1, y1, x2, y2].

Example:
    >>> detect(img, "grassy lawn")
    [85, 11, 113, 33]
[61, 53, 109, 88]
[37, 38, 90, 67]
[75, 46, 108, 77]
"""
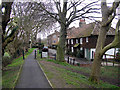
[37, 52, 119, 88]
[2, 48, 35, 88]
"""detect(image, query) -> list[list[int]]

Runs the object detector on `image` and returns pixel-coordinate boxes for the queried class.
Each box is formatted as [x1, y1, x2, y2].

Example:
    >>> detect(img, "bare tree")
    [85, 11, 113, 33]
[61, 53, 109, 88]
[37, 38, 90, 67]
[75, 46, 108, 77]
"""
[2, 2, 18, 56]
[14, 2, 55, 46]
[40, 0, 99, 61]
[90, 0, 120, 83]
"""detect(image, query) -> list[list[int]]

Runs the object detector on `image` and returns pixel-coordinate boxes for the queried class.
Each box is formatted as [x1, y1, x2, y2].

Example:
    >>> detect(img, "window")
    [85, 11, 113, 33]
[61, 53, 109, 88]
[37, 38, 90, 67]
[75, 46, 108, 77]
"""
[53, 40, 56, 43]
[86, 37, 88, 42]
[71, 47, 74, 52]
[80, 47, 83, 50]
[68, 39, 69, 44]
[58, 37, 60, 41]
[76, 39, 78, 43]
[53, 35, 56, 38]
[80, 38, 83, 44]
[71, 39, 73, 44]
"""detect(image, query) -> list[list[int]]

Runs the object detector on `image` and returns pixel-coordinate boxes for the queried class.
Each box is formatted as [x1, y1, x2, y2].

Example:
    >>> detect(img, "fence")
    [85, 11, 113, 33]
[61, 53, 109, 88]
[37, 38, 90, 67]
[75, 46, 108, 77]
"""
[102, 54, 119, 66]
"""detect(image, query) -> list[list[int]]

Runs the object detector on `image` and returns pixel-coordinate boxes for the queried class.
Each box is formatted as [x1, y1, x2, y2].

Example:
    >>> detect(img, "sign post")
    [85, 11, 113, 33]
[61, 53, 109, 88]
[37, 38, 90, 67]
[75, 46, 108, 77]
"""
[42, 52, 48, 58]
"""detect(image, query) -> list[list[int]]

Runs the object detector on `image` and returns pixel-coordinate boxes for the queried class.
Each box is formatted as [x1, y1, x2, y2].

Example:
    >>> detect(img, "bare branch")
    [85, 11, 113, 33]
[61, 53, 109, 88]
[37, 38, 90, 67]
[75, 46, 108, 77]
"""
[101, 1, 120, 27]
[100, 20, 120, 56]
[39, 2, 60, 23]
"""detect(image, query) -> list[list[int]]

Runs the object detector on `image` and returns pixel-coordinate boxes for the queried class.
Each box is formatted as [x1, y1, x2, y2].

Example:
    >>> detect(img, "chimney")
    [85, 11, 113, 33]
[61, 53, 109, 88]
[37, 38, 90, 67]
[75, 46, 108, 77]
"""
[79, 19, 86, 27]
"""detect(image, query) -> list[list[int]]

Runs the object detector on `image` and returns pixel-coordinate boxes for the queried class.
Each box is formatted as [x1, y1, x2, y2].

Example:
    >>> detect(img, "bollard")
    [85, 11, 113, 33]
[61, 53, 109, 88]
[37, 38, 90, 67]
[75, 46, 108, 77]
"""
[22, 50, 25, 60]
[67, 57, 69, 63]
[70, 58, 72, 64]
[73, 59, 75, 65]
[35, 50, 37, 59]
[41, 52, 42, 58]
[54, 54, 56, 60]
[113, 60, 114, 66]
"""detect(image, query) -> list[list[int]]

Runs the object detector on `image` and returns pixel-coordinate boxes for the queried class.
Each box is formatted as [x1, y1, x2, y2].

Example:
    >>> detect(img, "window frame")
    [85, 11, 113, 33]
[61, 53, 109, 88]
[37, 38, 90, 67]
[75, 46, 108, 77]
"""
[86, 37, 88, 42]
[76, 39, 78, 43]
[80, 38, 83, 44]
[71, 39, 73, 44]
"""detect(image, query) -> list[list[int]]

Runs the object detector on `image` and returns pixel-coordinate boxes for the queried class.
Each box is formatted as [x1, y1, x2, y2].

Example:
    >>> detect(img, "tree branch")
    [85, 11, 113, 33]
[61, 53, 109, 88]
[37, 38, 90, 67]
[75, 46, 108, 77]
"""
[100, 20, 120, 56]
[101, 1, 120, 27]
[39, 3, 60, 23]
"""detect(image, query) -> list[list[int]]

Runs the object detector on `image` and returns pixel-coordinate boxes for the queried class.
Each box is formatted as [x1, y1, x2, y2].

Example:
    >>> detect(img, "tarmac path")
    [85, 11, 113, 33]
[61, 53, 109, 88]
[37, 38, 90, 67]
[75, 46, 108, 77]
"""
[15, 50, 51, 88]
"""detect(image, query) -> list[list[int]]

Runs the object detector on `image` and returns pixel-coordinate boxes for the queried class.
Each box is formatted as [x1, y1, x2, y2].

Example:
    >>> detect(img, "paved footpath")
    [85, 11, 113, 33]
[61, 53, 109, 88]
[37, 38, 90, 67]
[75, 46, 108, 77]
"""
[15, 50, 51, 88]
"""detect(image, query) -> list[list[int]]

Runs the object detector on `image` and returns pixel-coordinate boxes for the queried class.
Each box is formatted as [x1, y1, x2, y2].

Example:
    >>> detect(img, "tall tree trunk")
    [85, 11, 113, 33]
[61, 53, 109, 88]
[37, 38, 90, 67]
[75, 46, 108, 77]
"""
[89, 1, 112, 83]
[0, 12, 2, 69]
[56, 23, 67, 62]
[2, 2, 13, 56]
[90, 25, 109, 82]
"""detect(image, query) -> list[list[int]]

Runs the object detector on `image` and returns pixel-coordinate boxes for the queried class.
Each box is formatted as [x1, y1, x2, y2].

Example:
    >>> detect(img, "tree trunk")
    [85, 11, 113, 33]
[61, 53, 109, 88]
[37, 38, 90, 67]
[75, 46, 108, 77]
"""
[56, 23, 67, 62]
[2, 2, 13, 56]
[0, 15, 2, 69]
[90, 25, 109, 83]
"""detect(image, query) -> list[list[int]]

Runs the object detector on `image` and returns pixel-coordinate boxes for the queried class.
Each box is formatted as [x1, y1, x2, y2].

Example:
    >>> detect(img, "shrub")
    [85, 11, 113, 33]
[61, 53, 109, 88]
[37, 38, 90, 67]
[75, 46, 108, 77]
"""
[76, 63, 80, 66]
[116, 52, 120, 61]
[76, 50, 83, 58]
[2, 56, 12, 67]
[32, 45, 38, 48]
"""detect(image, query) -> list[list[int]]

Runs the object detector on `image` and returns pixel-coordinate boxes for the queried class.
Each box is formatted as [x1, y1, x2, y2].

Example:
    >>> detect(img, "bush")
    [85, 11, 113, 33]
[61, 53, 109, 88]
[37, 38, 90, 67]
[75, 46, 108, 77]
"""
[32, 45, 38, 48]
[116, 52, 120, 60]
[76, 50, 83, 58]
[76, 63, 80, 66]
[2, 56, 12, 67]
[66, 51, 76, 57]
[72, 52, 76, 57]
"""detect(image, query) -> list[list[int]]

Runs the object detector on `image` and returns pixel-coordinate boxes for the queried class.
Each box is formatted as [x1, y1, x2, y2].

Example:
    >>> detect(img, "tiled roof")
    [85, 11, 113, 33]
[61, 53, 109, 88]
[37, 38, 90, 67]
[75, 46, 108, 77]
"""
[47, 30, 60, 38]
[91, 22, 115, 35]
[67, 22, 115, 39]
[67, 23, 95, 39]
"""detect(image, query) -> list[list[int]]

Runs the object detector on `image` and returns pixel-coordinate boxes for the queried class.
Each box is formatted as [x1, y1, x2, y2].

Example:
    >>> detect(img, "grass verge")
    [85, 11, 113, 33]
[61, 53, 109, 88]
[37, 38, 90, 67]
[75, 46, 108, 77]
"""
[2, 48, 35, 88]
[37, 53, 119, 88]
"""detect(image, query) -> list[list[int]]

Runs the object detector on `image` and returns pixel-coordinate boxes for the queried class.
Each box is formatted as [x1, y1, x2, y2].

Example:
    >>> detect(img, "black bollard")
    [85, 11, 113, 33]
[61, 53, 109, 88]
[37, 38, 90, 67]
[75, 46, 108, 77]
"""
[54, 54, 56, 60]
[22, 50, 25, 60]
[67, 57, 69, 63]
[70, 58, 72, 64]
[41, 52, 42, 58]
[35, 50, 37, 59]
[73, 59, 75, 65]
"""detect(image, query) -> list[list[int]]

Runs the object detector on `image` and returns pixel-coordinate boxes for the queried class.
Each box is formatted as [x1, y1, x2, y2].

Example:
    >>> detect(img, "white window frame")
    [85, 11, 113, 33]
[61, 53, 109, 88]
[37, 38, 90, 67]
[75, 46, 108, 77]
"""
[86, 37, 88, 42]
[71, 39, 73, 44]
[76, 39, 78, 43]
[68, 39, 69, 44]
[80, 47, 83, 50]
[71, 47, 74, 52]
[80, 38, 83, 44]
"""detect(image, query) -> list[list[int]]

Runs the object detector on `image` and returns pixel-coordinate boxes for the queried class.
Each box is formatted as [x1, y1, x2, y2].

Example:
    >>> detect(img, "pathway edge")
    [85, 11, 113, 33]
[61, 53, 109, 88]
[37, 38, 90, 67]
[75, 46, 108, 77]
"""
[13, 61, 25, 89]
[36, 60, 53, 88]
